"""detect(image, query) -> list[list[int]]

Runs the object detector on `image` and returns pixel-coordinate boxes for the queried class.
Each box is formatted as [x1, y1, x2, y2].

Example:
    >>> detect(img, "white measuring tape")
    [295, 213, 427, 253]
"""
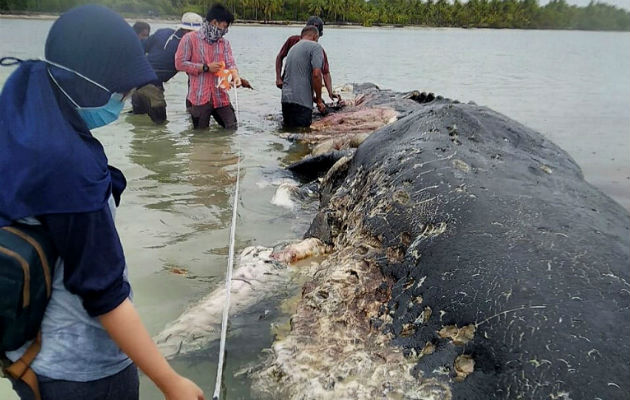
[233, 84, 239, 120]
[212, 157, 240, 400]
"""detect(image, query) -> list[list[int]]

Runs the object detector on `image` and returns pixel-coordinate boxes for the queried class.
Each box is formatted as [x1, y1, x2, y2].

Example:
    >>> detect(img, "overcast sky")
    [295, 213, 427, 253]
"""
[541, 0, 630, 9]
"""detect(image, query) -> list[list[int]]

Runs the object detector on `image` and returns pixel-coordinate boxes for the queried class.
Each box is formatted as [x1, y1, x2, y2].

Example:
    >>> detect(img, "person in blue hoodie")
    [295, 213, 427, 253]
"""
[0, 5, 204, 400]
[131, 12, 203, 124]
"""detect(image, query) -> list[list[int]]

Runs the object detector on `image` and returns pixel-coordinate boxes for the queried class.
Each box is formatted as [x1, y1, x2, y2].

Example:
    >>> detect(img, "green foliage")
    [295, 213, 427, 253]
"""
[1, 0, 628, 31]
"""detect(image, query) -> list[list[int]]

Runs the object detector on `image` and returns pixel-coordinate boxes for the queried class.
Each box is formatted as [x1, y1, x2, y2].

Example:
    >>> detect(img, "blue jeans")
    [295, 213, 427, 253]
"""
[10, 364, 139, 400]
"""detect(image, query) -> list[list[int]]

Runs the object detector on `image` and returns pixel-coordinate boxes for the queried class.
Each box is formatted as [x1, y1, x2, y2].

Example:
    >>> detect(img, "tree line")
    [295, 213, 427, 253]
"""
[1, 0, 629, 30]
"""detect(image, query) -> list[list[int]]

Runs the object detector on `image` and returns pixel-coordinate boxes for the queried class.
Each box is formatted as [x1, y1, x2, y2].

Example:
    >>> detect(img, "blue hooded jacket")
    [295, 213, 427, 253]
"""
[0, 5, 158, 320]
[0, 5, 157, 227]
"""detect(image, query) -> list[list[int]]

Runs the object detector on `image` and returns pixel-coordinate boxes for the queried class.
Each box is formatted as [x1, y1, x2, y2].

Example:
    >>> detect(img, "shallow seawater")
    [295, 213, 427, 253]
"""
[0, 17, 629, 399]
[109, 94, 317, 398]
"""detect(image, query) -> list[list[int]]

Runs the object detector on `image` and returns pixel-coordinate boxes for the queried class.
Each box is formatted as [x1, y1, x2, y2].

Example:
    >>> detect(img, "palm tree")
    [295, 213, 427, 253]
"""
[261, 0, 283, 21]
[307, 0, 326, 17]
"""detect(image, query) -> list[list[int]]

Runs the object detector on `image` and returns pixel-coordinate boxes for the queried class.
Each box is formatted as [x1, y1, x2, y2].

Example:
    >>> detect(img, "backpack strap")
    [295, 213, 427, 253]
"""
[2, 225, 54, 400]
[2, 226, 52, 297]
[0, 245, 30, 307]
[4, 332, 42, 400]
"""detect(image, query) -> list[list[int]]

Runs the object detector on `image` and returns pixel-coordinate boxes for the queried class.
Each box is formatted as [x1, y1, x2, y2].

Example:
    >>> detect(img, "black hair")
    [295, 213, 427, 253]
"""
[306, 16, 324, 36]
[132, 21, 150, 35]
[301, 25, 319, 38]
[206, 4, 235, 25]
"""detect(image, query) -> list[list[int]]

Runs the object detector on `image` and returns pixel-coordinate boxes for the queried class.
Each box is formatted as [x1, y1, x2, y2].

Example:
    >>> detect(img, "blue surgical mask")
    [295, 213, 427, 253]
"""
[44, 59, 127, 129]
[75, 93, 125, 130]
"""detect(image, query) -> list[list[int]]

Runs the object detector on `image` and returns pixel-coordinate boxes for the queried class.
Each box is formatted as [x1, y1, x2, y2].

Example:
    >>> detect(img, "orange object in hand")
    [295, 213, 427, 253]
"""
[215, 61, 233, 90]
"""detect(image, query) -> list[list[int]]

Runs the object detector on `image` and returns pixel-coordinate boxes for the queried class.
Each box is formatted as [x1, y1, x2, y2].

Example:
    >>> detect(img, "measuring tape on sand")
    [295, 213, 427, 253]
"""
[212, 157, 240, 400]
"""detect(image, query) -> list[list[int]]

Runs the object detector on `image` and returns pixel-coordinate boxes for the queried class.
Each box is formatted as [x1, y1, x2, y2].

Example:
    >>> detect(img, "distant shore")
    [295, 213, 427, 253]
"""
[0, 12, 367, 28]
[4, 12, 624, 31]
[3, 0, 629, 32]
[2, 10, 628, 32]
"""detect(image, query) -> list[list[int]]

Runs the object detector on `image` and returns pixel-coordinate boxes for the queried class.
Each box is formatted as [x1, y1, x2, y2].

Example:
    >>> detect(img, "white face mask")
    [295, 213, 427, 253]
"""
[44, 59, 127, 129]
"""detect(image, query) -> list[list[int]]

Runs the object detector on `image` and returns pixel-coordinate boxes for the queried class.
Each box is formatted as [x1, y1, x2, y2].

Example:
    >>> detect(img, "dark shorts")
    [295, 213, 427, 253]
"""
[186, 100, 237, 130]
[10, 363, 139, 400]
[131, 83, 167, 124]
[282, 102, 313, 128]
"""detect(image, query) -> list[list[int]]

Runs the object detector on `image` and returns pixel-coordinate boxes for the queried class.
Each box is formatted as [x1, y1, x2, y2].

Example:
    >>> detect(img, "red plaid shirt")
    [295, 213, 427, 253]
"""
[174, 30, 237, 108]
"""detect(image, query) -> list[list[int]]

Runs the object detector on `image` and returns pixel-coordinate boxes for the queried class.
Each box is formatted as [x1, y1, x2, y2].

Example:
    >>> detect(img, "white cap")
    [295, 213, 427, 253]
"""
[178, 12, 203, 31]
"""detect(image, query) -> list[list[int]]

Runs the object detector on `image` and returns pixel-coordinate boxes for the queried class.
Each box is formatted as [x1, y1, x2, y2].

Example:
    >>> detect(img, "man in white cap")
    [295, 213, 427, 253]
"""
[131, 12, 203, 123]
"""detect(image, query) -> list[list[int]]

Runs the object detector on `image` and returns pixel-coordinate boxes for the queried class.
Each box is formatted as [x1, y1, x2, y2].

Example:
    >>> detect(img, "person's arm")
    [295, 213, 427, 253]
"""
[311, 46, 325, 113]
[275, 53, 285, 89]
[42, 209, 130, 316]
[41, 210, 204, 400]
[174, 33, 204, 75]
[323, 72, 334, 100]
[275, 38, 291, 89]
[312, 68, 325, 113]
[321, 50, 338, 102]
[100, 300, 204, 400]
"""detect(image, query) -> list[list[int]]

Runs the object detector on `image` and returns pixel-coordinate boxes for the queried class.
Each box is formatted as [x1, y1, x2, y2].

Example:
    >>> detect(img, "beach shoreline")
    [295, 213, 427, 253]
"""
[0, 12, 368, 28]
[6, 12, 629, 31]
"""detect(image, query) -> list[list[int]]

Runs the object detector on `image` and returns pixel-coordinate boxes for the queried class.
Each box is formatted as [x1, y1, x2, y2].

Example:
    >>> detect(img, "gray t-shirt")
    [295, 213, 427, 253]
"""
[6, 196, 131, 381]
[281, 40, 324, 109]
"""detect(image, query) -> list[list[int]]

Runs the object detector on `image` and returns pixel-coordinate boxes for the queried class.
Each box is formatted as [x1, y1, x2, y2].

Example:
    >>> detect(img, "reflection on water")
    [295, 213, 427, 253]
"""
[187, 133, 239, 212]
[128, 118, 236, 214]
[128, 120, 188, 184]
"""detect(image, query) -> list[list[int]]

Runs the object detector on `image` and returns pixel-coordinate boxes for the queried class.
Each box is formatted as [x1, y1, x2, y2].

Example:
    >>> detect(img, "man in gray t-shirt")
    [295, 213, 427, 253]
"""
[281, 26, 326, 128]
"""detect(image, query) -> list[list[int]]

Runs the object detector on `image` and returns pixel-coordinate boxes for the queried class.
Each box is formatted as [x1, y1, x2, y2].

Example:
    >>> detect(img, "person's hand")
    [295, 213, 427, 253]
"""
[276, 77, 283, 89]
[240, 78, 253, 89]
[316, 100, 326, 114]
[163, 375, 205, 400]
[208, 62, 223, 73]
[228, 69, 241, 88]
[331, 93, 346, 105]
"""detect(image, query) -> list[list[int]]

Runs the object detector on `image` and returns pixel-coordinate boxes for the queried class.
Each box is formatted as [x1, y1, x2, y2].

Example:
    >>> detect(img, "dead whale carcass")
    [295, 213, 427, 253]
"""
[154, 246, 284, 358]
[154, 239, 330, 359]
[252, 241, 453, 400]
[311, 107, 398, 134]
[253, 95, 630, 399]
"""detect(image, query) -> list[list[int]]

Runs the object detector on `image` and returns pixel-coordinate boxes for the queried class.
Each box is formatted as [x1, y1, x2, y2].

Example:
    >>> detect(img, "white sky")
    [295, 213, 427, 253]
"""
[449, 0, 630, 10]
[542, 0, 630, 10]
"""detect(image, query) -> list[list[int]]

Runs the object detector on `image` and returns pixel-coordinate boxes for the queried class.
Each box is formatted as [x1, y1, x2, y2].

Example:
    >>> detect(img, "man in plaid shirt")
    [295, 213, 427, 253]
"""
[175, 4, 241, 129]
